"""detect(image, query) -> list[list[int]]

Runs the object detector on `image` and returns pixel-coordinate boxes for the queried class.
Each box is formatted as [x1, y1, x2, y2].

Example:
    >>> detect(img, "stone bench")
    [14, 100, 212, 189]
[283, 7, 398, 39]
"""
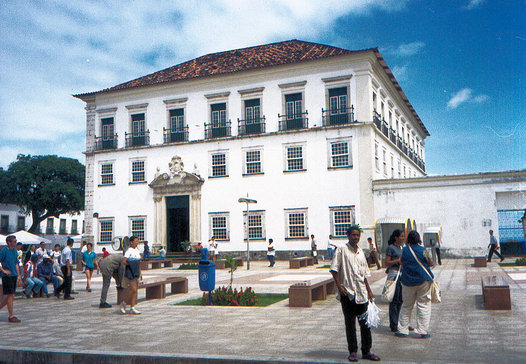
[289, 256, 314, 269]
[481, 275, 511, 310]
[474, 256, 487, 267]
[117, 276, 188, 302]
[215, 258, 243, 269]
[288, 277, 336, 307]
[140, 259, 174, 270]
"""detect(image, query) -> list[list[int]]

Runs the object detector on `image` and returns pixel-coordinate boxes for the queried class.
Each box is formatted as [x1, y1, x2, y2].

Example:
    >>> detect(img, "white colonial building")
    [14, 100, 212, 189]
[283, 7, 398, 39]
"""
[75, 40, 429, 256]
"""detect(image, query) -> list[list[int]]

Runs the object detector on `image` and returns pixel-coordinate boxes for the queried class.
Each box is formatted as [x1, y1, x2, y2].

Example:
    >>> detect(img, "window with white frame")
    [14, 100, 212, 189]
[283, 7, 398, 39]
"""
[99, 219, 114, 243]
[129, 216, 146, 242]
[130, 159, 146, 183]
[209, 213, 229, 240]
[403, 165, 407, 178]
[383, 149, 387, 175]
[398, 159, 401, 177]
[209, 151, 228, 177]
[100, 162, 114, 185]
[285, 209, 308, 238]
[374, 143, 379, 170]
[244, 148, 262, 175]
[391, 155, 395, 178]
[244, 211, 265, 240]
[329, 139, 352, 168]
[330, 206, 355, 237]
[284, 144, 305, 171]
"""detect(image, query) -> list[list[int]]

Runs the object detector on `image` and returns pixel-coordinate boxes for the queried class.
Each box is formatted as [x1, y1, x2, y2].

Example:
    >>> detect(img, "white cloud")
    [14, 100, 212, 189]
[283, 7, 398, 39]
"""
[447, 88, 489, 110]
[0, 0, 410, 168]
[381, 41, 425, 57]
[391, 65, 408, 82]
[465, 0, 486, 10]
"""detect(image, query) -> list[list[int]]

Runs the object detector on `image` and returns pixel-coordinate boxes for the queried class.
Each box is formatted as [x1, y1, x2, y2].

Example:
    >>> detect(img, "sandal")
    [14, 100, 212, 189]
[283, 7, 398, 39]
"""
[363, 353, 381, 361]
[348, 353, 358, 362]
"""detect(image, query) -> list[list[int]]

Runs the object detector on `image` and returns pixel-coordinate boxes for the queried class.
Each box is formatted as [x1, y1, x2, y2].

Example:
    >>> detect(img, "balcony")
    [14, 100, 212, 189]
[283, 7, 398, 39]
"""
[322, 106, 355, 126]
[205, 120, 231, 139]
[373, 111, 382, 129]
[238, 117, 266, 136]
[389, 128, 396, 144]
[94, 135, 118, 151]
[163, 126, 189, 143]
[278, 111, 308, 131]
[125, 131, 150, 148]
[381, 119, 389, 137]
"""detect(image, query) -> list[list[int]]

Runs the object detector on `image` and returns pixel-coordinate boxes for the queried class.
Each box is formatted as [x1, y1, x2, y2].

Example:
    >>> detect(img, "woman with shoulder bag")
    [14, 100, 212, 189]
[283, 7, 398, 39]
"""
[395, 231, 434, 339]
[384, 229, 405, 332]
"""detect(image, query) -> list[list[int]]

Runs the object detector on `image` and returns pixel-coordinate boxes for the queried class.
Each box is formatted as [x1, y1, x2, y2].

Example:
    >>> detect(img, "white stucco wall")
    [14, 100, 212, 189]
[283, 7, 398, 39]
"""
[372, 171, 526, 256]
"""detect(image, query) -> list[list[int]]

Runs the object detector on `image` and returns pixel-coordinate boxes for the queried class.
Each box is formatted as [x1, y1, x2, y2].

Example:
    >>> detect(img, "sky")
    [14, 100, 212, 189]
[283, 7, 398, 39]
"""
[0, 0, 524, 176]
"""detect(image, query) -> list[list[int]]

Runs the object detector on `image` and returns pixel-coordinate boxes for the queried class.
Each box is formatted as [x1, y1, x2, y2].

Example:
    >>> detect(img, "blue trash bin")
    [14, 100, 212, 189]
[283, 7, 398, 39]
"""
[198, 260, 216, 292]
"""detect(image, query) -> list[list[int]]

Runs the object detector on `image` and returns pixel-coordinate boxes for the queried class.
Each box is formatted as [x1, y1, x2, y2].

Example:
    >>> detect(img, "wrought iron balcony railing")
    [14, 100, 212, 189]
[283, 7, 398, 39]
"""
[389, 128, 397, 143]
[278, 111, 308, 131]
[163, 126, 189, 143]
[205, 120, 231, 139]
[373, 111, 382, 129]
[125, 131, 150, 147]
[322, 106, 355, 126]
[238, 117, 266, 136]
[94, 135, 118, 151]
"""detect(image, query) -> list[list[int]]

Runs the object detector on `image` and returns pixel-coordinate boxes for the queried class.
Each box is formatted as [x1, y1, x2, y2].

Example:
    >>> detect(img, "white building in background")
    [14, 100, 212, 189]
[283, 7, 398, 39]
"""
[373, 171, 526, 256]
[0, 203, 84, 245]
[74, 39, 429, 256]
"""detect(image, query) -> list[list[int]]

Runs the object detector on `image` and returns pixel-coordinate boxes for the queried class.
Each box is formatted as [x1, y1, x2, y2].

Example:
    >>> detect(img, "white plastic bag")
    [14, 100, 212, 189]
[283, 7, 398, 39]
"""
[364, 300, 381, 329]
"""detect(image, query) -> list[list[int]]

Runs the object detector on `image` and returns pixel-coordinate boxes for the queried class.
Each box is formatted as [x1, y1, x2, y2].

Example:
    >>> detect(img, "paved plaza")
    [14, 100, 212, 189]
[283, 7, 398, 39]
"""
[1, 258, 525, 363]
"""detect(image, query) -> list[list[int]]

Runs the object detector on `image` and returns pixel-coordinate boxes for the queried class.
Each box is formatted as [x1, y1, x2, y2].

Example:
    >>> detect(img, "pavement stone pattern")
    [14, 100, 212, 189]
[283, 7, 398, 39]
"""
[0, 258, 525, 363]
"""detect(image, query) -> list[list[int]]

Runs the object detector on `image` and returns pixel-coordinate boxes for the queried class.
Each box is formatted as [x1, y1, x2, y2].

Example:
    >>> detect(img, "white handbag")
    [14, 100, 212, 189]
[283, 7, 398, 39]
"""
[381, 268, 400, 303]
[408, 246, 441, 303]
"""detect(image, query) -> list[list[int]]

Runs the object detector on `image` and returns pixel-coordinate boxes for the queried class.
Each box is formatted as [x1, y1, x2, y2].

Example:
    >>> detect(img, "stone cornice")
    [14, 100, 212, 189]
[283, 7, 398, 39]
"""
[204, 91, 231, 100]
[321, 74, 352, 83]
[278, 81, 307, 89]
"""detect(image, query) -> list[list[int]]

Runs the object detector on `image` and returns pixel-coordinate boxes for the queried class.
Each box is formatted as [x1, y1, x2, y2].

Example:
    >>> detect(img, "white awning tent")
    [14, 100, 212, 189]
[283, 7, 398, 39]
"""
[0, 233, 7, 246]
[12, 230, 52, 245]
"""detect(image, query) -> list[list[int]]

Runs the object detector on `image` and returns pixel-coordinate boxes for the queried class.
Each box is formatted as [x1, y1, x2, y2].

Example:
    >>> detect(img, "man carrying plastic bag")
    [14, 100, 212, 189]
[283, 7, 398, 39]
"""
[330, 226, 381, 362]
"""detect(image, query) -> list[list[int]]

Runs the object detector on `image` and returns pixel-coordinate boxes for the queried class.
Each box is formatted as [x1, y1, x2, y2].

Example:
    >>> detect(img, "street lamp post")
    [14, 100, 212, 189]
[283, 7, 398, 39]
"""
[238, 196, 257, 270]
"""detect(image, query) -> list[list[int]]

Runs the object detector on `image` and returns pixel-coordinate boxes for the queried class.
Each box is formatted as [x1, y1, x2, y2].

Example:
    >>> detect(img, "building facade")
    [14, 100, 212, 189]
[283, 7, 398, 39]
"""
[75, 40, 428, 255]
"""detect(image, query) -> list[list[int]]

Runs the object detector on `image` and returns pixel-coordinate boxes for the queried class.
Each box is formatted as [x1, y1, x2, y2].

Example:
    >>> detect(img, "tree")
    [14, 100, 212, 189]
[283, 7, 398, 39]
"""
[0, 154, 85, 233]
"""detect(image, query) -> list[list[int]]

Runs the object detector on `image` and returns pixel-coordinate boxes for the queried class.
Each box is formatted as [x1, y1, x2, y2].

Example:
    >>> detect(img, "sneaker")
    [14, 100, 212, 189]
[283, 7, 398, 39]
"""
[8, 316, 21, 323]
[394, 332, 408, 338]
[87, 288, 92, 293]
[71, 291, 79, 295]
[64, 296, 75, 300]
[408, 326, 415, 331]
[501, 257, 505, 262]
[54, 291, 61, 298]
[99, 302, 112, 308]
[419, 334, 431, 339]
[120, 302, 127, 314]
[23, 292, 31, 299]
[130, 307, 141, 315]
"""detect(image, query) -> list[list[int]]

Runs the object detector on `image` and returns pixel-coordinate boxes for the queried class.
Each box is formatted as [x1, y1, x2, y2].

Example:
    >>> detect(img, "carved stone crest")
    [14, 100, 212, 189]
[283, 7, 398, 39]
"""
[169, 155, 186, 178]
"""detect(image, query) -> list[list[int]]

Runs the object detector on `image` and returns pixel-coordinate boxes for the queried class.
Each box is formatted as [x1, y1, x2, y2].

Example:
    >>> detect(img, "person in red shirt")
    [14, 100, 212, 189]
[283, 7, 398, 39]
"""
[102, 247, 110, 258]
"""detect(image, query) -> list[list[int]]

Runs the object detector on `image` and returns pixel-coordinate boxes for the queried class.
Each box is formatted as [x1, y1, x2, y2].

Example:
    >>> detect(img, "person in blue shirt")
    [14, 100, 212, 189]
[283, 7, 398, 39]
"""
[81, 243, 99, 292]
[0, 235, 22, 323]
[395, 230, 434, 338]
[37, 254, 62, 297]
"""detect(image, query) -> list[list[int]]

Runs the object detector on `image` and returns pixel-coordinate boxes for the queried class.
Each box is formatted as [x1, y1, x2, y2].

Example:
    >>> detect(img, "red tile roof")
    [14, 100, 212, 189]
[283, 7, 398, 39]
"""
[74, 40, 367, 98]
[74, 39, 429, 136]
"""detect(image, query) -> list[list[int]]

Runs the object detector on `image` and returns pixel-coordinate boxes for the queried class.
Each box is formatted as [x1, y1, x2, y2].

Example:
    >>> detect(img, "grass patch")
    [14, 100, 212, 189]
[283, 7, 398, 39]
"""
[499, 262, 519, 267]
[177, 263, 198, 270]
[174, 293, 288, 307]
[316, 264, 331, 269]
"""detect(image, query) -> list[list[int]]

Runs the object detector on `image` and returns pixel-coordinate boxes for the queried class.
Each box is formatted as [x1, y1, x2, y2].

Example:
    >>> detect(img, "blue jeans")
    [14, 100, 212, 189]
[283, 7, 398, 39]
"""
[267, 254, 275, 266]
[25, 277, 44, 296]
[325, 247, 334, 260]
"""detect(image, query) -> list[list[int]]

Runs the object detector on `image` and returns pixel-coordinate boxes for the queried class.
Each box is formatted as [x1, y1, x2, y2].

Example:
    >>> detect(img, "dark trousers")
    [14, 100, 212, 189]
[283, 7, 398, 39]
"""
[487, 245, 503, 261]
[267, 255, 275, 267]
[340, 295, 372, 355]
[58, 265, 72, 297]
[389, 278, 403, 331]
[435, 248, 442, 265]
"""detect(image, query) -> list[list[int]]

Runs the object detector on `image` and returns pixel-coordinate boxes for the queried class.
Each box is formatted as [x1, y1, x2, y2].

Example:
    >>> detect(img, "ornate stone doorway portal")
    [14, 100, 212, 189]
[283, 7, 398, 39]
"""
[149, 156, 204, 251]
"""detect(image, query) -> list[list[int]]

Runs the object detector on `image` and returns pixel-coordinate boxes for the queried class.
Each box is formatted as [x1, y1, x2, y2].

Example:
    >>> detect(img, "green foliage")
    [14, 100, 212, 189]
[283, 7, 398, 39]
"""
[180, 240, 191, 249]
[515, 257, 526, 266]
[200, 286, 257, 306]
[0, 154, 85, 232]
[224, 255, 238, 286]
[178, 262, 198, 270]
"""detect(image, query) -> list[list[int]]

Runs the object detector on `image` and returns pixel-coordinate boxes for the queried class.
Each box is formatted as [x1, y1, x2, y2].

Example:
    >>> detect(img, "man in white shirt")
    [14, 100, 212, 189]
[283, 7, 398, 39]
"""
[267, 238, 276, 267]
[330, 226, 379, 362]
[56, 238, 74, 300]
[36, 241, 47, 264]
